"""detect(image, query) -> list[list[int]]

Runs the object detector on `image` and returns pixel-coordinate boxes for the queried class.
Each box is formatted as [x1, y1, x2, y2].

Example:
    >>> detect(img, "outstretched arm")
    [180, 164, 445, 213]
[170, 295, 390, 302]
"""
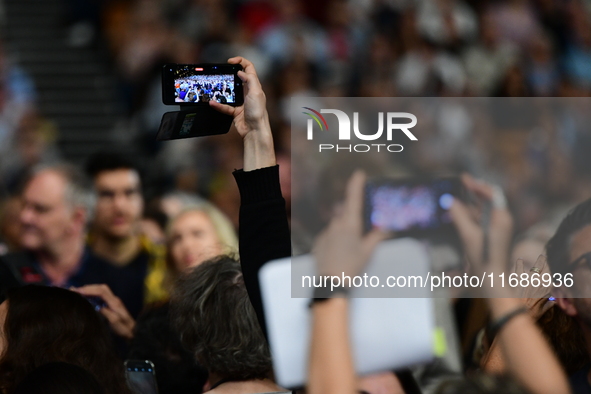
[308, 172, 385, 394]
[481, 256, 555, 373]
[451, 176, 570, 394]
[212, 57, 290, 340]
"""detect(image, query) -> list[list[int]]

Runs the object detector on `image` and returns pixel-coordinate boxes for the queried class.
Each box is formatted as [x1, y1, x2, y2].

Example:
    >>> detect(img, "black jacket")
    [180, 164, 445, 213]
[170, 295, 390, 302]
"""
[233, 165, 291, 339]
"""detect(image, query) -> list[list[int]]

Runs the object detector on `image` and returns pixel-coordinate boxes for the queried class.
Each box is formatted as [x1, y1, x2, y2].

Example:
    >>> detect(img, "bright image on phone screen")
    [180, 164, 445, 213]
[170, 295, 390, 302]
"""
[174, 70, 235, 104]
[367, 179, 456, 233]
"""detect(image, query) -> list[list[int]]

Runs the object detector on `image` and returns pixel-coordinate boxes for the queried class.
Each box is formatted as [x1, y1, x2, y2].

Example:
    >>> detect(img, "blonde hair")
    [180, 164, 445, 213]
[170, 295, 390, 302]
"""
[164, 202, 238, 290]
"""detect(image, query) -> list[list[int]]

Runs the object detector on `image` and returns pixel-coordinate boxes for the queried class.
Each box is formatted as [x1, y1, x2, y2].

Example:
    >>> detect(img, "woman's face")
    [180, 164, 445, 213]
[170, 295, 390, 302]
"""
[170, 211, 222, 272]
[0, 301, 7, 356]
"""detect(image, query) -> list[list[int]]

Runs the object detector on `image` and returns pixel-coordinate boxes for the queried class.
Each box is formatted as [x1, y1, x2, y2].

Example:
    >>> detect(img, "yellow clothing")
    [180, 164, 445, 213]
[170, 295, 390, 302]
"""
[139, 235, 169, 304]
[86, 234, 169, 306]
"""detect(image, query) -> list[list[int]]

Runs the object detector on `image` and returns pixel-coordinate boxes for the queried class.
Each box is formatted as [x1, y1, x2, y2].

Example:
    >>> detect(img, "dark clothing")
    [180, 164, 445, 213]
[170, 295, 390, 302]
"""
[84, 251, 149, 319]
[0, 246, 148, 318]
[0, 247, 109, 291]
[0, 247, 95, 288]
[0, 246, 148, 358]
[571, 365, 591, 394]
[232, 165, 292, 339]
[0, 256, 20, 303]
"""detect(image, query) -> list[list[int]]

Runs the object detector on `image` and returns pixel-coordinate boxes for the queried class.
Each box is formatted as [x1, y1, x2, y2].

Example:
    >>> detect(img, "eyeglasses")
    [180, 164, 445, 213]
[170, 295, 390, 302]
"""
[568, 251, 591, 272]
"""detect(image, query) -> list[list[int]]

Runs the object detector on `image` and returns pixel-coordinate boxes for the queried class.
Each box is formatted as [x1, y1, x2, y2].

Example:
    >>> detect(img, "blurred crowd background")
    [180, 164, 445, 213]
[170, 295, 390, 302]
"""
[0, 0, 590, 248]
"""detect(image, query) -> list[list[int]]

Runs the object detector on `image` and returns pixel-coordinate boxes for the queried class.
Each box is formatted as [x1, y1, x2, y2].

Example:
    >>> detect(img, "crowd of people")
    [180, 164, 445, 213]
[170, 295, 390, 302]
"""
[0, 0, 589, 393]
[92, 0, 591, 246]
[175, 75, 235, 103]
[0, 0, 589, 243]
[0, 56, 590, 394]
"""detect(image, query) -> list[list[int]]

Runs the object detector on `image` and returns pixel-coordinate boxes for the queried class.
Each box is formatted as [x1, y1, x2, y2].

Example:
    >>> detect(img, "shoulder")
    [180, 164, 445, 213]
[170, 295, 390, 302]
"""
[0, 251, 42, 286]
[0, 250, 36, 267]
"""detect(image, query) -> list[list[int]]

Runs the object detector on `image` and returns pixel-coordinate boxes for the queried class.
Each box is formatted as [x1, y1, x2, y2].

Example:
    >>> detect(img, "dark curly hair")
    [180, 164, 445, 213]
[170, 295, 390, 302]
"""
[84, 150, 142, 184]
[170, 255, 272, 381]
[0, 286, 130, 394]
[537, 304, 589, 375]
[546, 197, 591, 275]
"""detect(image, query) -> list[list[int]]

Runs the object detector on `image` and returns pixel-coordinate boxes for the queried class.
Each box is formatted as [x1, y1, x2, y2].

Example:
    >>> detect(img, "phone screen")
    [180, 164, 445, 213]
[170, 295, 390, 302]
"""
[162, 64, 243, 106]
[365, 177, 460, 235]
[125, 360, 158, 394]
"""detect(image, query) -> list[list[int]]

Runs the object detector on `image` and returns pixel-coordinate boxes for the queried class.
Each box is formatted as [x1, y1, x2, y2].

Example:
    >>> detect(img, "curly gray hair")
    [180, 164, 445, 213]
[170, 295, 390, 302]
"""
[170, 255, 272, 381]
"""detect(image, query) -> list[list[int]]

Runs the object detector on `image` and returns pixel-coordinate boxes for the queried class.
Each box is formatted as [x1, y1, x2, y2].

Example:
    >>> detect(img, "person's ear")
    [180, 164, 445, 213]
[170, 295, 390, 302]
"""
[554, 287, 578, 317]
[71, 207, 88, 233]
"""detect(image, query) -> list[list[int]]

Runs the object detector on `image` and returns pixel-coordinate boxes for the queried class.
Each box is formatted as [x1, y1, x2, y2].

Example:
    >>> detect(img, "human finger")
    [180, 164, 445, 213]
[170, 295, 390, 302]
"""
[462, 174, 495, 201]
[73, 284, 122, 310]
[450, 198, 481, 245]
[228, 56, 258, 77]
[341, 171, 366, 229]
[209, 99, 238, 116]
[514, 258, 524, 275]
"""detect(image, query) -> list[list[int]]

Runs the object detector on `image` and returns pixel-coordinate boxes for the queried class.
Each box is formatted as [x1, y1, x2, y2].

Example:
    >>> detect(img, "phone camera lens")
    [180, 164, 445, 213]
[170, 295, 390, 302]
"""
[439, 193, 454, 210]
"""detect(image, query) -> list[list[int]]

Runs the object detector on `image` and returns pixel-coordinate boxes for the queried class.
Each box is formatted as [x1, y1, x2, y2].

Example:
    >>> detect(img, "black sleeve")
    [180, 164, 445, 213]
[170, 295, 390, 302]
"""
[233, 165, 291, 340]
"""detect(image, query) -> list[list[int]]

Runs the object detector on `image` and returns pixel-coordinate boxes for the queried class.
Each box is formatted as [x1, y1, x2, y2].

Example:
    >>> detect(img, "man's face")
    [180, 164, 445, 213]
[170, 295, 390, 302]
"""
[93, 169, 143, 239]
[20, 171, 74, 251]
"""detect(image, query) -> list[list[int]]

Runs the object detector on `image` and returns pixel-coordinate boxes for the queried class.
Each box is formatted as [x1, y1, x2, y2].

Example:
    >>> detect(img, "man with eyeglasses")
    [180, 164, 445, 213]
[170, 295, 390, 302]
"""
[546, 197, 591, 393]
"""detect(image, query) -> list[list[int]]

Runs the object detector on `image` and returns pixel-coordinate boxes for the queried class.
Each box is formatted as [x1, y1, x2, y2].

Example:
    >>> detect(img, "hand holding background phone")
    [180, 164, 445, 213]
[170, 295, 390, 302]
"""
[315, 171, 388, 278]
[72, 284, 136, 340]
[449, 175, 514, 285]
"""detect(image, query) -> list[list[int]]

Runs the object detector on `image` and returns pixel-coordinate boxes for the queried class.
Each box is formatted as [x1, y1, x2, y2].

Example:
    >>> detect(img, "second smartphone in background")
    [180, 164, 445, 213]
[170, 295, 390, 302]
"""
[125, 359, 159, 394]
[364, 177, 462, 237]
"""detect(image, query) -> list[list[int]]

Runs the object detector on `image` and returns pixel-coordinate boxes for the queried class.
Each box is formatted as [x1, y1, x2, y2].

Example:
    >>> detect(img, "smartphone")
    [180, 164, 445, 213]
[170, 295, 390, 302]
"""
[125, 359, 158, 394]
[84, 295, 106, 312]
[162, 63, 243, 106]
[155, 111, 196, 140]
[364, 177, 462, 236]
[156, 109, 232, 140]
